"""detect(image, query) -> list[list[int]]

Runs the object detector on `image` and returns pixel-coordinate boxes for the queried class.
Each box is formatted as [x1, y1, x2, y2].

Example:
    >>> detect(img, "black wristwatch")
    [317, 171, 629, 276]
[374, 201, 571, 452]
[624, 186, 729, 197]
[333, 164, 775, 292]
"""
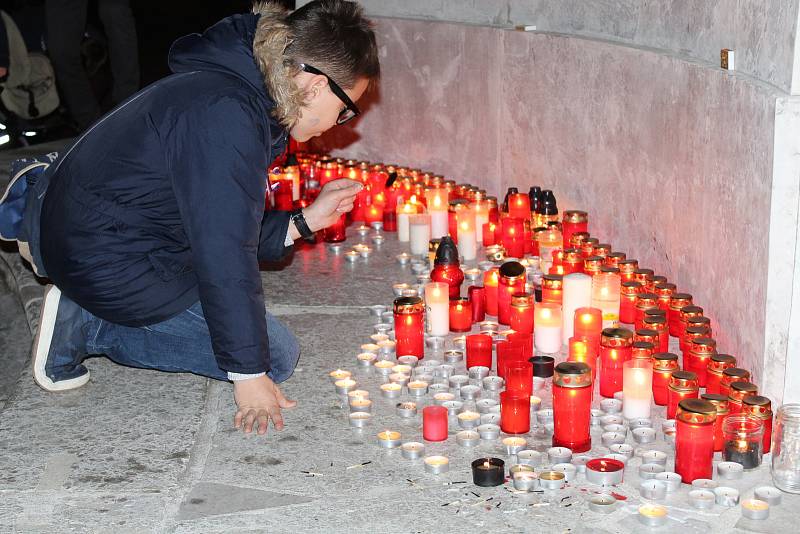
[289, 209, 315, 242]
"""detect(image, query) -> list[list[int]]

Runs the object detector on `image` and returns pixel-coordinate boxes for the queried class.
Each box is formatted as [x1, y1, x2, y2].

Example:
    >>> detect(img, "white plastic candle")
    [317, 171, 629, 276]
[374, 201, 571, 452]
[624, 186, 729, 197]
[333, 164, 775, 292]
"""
[457, 210, 477, 261]
[425, 188, 449, 239]
[409, 213, 431, 255]
[622, 358, 654, 419]
[473, 201, 488, 243]
[396, 201, 418, 242]
[425, 282, 449, 336]
[561, 273, 592, 344]
[534, 303, 562, 354]
[591, 271, 621, 328]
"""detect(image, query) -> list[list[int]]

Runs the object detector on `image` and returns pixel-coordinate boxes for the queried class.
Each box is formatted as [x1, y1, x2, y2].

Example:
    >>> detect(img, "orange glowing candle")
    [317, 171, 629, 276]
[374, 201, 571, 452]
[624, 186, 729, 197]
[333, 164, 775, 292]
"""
[484, 268, 500, 317]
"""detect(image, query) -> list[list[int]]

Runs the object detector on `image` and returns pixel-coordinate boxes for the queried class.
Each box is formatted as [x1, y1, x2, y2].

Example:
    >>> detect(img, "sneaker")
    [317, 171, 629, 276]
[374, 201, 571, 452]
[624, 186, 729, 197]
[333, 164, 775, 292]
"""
[32, 285, 90, 392]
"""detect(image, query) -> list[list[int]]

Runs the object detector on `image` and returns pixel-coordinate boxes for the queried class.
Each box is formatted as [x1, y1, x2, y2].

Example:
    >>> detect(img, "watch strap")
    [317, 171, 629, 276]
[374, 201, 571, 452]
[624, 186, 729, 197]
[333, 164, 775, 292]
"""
[290, 209, 315, 241]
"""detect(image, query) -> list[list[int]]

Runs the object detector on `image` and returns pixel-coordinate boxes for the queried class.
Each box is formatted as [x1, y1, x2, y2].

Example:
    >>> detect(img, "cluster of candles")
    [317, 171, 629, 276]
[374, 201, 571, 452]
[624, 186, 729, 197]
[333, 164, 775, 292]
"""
[284, 153, 783, 523]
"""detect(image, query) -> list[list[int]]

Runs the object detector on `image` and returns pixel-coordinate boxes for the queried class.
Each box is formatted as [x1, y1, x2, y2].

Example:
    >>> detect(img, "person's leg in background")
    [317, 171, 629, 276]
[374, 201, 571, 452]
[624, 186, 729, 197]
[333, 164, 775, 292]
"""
[45, 0, 101, 129]
[96, 0, 139, 105]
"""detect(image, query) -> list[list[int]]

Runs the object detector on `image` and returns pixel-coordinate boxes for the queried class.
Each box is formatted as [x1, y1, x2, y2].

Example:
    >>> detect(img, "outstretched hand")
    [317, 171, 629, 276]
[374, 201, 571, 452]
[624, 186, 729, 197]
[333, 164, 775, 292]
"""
[232, 375, 297, 435]
[303, 178, 363, 232]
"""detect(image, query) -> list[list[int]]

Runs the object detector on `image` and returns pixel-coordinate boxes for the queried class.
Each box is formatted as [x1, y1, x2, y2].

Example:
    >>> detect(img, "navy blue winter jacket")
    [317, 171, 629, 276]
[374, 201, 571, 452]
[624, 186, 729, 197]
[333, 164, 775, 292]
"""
[40, 13, 291, 374]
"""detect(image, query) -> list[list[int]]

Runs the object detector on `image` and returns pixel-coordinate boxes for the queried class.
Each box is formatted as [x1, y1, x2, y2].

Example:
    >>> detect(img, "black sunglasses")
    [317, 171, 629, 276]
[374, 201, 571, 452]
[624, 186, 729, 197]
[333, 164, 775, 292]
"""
[299, 63, 360, 125]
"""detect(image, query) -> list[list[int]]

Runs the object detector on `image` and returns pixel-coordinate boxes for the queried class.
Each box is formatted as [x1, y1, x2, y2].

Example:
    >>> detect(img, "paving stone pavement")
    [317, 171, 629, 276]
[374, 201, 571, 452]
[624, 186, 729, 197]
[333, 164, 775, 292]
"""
[1, 143, 799, 533]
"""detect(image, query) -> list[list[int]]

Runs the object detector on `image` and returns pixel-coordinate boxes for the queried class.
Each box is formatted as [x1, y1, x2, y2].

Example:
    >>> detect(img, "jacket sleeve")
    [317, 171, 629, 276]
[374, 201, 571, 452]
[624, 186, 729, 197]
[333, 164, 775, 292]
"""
[258, 210, 293, 261]
[164, 96, 273, 374]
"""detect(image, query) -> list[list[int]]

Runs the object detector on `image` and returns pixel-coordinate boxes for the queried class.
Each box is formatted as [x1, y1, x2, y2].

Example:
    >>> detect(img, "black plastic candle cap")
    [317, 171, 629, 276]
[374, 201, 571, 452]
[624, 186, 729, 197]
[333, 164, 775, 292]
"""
[530, 355, 555, 378]
[434, 236, 460, 265]
[528, 186, 542, 212]
[502, 187, 519, 212]
[540, 190, 558, 215]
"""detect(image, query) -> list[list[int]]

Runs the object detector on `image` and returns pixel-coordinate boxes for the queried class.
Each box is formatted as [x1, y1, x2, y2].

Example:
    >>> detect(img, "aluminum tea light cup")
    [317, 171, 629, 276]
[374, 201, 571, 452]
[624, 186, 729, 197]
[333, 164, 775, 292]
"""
[349, 412, 372, 428]
[609, 443, 634, 459]
[482, 376, 504, 392]
[714, 486, 740, 507]
[425, 336, 446, 350]
[688, 489, 716, 509]
[396, 402, 418, 418]
[407, 381, 429, 398]
[502, 436, 527, 455]
[329, 369, 352, 383]
[370, 234, 385, 245]
[639, 463, 665, 479]
[380, 383, 403, 399]
[691, 479, 718, 490]
[741, 499, 770, 520]
[444, 350, 464, 364]
[552, 463, 577, 482]
[588, 495, 617, 514]
[433, 392, 456, 405]
[456, 430, 480, 447]
[355, 224, 370, 237]
[452, 335, 467, 350]
[538, 470, 566, 490]
[476, 398, 499, 413]
[754, 486, 782, 505]
[601, 431, 627, 447]
[428, 383, 450, 396]
[392, 283, 411, 297]
[637, 504, 668, 528]
[396, 253, 412, 265]
[349, 398, 373, 413]
[655, 472, 682, 492]
[397, 355, 419, 367]
[585, 458, 625, 486]
[517, 449, 544, 467]
[512, 469, 540, 491]
[468, 366, 490, 381]
[640, 479, 667, 500]
[377, 430, 402, 448]
[480, 413, 501, 425]
[547, 447, 573, 464]
[632, 427, 656, 444]
[423, 455, 450, 474]
[334, 378, 358, 395]
[591, 409, 604, 426]
[603, 424, 626, 434]
[457, 410, 481, 429]
[571, 455, 592, 474]
[368, 304, 387, 317]
[717, 461, 744, 480]
[449, 374, 469, 390]
[370, 333, 389, 344]
[464, 268, 482, 283]
[442, 400, 465, 417]
[435, 364, 455, 379]
[600, 414, 624, 426]
[401, 441, 426, 460]
[388, 373, 410, 387]
[374, 360, 395, 377]
[327, 242, 344, 254]
[356, 352, 377, 367]
[628, 418, 653, 429]
[537, 408, 554, 424]
[478, 423, 501, 440]
[639, 450, 668, 467]
[460, 384, 482, 400]
[600, 398, 622, 414]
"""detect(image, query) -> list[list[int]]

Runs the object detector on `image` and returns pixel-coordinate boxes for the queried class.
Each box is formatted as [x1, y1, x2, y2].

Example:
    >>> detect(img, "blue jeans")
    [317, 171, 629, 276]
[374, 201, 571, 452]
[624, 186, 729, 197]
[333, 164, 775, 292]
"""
[80, 301, 300, 383]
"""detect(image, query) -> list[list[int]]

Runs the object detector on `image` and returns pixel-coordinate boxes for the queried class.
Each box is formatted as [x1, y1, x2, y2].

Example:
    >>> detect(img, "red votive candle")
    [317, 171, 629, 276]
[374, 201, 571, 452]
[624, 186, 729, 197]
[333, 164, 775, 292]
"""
[509, 292, 535, 334]
[541, 274, 563, 304]
[506, 360, 533, 396]
[273, 179, 294, 211]
[728, 381, 758, 415]
[574, 307, 603, 350]
[562, 248, 585, 275]
[552, 362, 593, 452]
[706, 354, 736, 395]
[632, 341, 655, 361]
[562, 210, 588, 249]
[599, 328, 634, 398]
[675, 398, 717, 483]
[687, 337, 716, 387]
[500, 390, 530, 434]
[743, 396, 773, 454]
[667, 370, 699, 419]
[619, 281, 642, 324]
[382, 208, 397, 232]
[501, 217, 525, 258]
[652, 353, 678, 406]
[484, 268, 499, 317]
[568, 336, 598, 383]
[668, 293, 693, 337]
[508, 193, 531, 221]
[496, 341, 524, 379]
[449, 297, 473, 332]
[364, 203, 384, 226]
[393, 296, 425, 358]
[719, 368, 750, 398]
[466, 334, 493, 369]
[507, 332, 533, 359]
[642, 315, 669, 352]
[681, 325, 711, 367]
[322, 214, 346, 243]
[634, 292, 659, 330]
[422, 405, 448, 442]
[468, 285, 486, 323]
[498, 261, 526, 325]
[701, 393, 730, 452]
[482, 221, 497, 246]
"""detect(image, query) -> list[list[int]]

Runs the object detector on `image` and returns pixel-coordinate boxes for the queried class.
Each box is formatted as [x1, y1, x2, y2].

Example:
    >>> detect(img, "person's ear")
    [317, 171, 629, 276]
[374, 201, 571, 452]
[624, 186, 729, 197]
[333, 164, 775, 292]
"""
[307, 74, 328, 101]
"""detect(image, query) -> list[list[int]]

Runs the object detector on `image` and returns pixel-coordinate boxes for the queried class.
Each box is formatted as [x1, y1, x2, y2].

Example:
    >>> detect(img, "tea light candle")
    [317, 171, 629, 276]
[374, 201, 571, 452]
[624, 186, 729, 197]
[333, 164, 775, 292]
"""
[655, 472, 682, 492]
[396, 252, 412, 264]
[601, 432, 626, 447]
[377, 430, 402, 448]
[349, 412, 372, 428]
[603, 424, 626, 435]
[442, 400, 464, 416]
[478, 423, 501, 440]
[444, 350, 464, 364]
[547, 447, 573, 464]
[393, 283, 411, 297]
[639, 463, 665, 479]
[396, 401, 418, 418]
[585, 458, 625, 485]
[517, 449, 544, 466]
[456, 430, 480, 447]
[424, 455, 450, 474]
[357, 245, 372, 258]
[356, 224, 371, 237]
[512, 470, 540, 491]
[433, 392, 456, 405]
[407, 380, 429, 397]
[380, 382, 402, 398]
[458, 410, 481, 429]
[552, 463, 577, 482]
[476, 398, 499, 413]
[640, 450, 668, 466]
[481, 413, 501, 425]
[588, 495, 617, 514]
[401, 441, 426, 460]
[640, 479, 667, 500]
[601, 414, 624, 426]
[349, 398, 372, 413]
[468, 366, 490, 381]
[591, 409, 604, 425]
[453, 335, 467, 350]
[389, 373, 410, 387]
[356, 352, 377, 367]
[373, 322, 392, 334]
[449, 374, 470, 389]
[397, 355, 419, 367]
[347, 389, 369, 402]
[717, 461, 744, 480]
[600, 398, 623, 414]
[529, 395, 542, 412]
[482, 376, 505, 391]
[609, 443, 634, 458]
[629, 418, 653, 429]
[714, 486, 740, 507]
[478, 320, 500, 332]
[472, 457, 505, 486]
[371, 333, 389, 345]
[361, 343, 380, 354]
[539, 470, 567, 490]
[754, 486, 782, 505]
[691, 478, 718, 490]
[344, 250, 360, 262]
[503, 436, 527, 455]
[335, 378, 357, 395]
[434, 364, 455, 379]
[637, 504, 667, 527]
[460, 384, 482, 400]
[741, 499, 770, 520]
[392, 364, 413, 375]
[571, 455, 591, 473]
[689, 488, 716, 509]
[632, 427, 656, 444]
[329, 369, 352, 383]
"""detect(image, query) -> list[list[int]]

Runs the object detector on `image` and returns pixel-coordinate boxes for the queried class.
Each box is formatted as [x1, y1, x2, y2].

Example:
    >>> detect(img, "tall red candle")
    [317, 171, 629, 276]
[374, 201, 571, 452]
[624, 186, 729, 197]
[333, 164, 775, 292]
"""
[466, 334, 493, 369]
[422, 405, 448, 442]
[574, 307, 603, 350]
[675, 399, 717, 483]
[652, 353, 678, 406]
[599, 328, 634, 398]
[507, 332, 533, 359]
[500, 390, 530, 434]
[468, 285, 486, 323]
[706, 354, 736, 395]
[501, 217, 525, 258]
[667, 371, 699, 419]
[619, 281, 642, 324]
[541, 274, 563, 304]
[496, 341, 524, 379]
[743, 396, 773, 454]
[562, 210, 588, 249]
[509, 293, 534, 334]
[552, 362, 593, 452]
[668, 293, 693, 337]
[508, 193, 531, 221]
[497, 262, 526, 325]
[449, 297, 473, 332]
[506, 360, 533, 396]
[484, 268, 499, 317]
[701, 393, 730, 452]
[322, 214, 346, 243]
[687, 337, 716, 387]
[393, 296, 425, 358]
[482, 221, 497, 246]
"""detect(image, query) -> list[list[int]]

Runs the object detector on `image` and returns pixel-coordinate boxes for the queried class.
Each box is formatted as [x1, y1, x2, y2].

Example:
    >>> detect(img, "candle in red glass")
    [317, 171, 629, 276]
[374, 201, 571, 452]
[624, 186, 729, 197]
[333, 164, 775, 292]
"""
[574, 307, 603, 349]
[468, 285, 486, 323]
[687, 337, 716, 387]
[487, 197, 499, 223]
[580, 238, 598, 259]
[743, 396, 773, 454]
[634, 292, 659, 330]
[701, 393, 729, 452]
[496, 341, 524, 379]
[466, 333, 493, 369]
[322, 214, 346, 243]
[569, 231, 590, 250]
[497, 262, 526, 325]
[675, 398, 717, 483]
[507, 332, 533, 359]
[448, 200, 469, 244]
[654, 282, 676, 312]
[632, 341, 655, 361]
[552, 362, 593, 452]
[509, 293, 534, 334]
[484, 268, 499, 316]
[364, 203, 384, 226]
[617, 259, 638, 282]
[568, 336, 598, 383]
[562, 210, 588, 249]
[668, 293, 693, 337]
[667, 370, 699, 419]
[541, 274, 563, 304]
[422, 405, 448, 442]
[677, 305, 704, 343]
[652, 353, 678, 405]
[706, 354, 736, 395]
[482, 221, 497, 246]
[383, 208, 397, 232]
[681, 325, 711, 367]
[500, 390, 530, 434]
[506, 360, 533, 396]
[619, 281, 642, 324]
[599, 328, 634, 398]
[393, 296, 425, 358]
[429, 236, 464, 299]
[508, 193, 531, 221]
[719, 368, 751, 398]
[273, 178, 294, 211]
[449, 297, 473, 332]
[561, 248, 584, 275]
[501, 217, 525, 258]
[642, 315, 669, 352]
[728, 381, 758, 415]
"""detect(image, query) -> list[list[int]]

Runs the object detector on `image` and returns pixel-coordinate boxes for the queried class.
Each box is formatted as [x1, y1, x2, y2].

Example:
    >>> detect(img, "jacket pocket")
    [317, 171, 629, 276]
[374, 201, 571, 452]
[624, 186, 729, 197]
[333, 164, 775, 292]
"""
[147, 249, 193, 281]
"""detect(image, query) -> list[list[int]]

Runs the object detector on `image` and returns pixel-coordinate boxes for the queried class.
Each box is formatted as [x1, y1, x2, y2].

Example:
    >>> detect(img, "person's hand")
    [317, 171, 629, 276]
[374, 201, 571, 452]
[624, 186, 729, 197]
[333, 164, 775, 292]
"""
[232, 375, 297, 434]
[303, 178, 363, 231]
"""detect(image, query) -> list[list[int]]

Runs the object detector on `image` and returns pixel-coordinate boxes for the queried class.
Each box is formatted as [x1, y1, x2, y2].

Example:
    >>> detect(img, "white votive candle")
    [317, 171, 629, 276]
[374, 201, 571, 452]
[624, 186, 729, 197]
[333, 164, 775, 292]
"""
[409, 214, 431, 256]
[425, 281, 449, 336]
[561, 273, 592, 344]
[534, 303, 563, 354]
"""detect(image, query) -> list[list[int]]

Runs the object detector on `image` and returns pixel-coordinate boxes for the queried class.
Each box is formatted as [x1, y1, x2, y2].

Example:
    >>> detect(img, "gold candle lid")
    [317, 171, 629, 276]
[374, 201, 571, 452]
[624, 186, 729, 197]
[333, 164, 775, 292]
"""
[511, 292, 534, 308]
[635, 329, 658, 344]
[618, 259, 639, 274]
[677, 398, 717, 424]
[701, 393, 730, 414]
[729, 381, 758, 402]
[600, 265, 620, 274]
[687, 316, 711, 328]
[653, 352, 679, 371]
[689, 337, 717, 354]
[621, 280, 643, 296]
[635, 293, 659, 309]
[632, 341, 655, 359]
[563, 248, 583, 264]
[581, 238, 599, 255]
[644, 308, 667, 319]
[643, 315, 668, 328]
[393, 296, 424, 314]
[606, 251, 626, 266]
[669, 293, 693, 310]
[542, 274, 563, 289]
[646, 275, 668, 289]
[742, 395, 772, 418]
[584, 256, 604, 273]
[679, 305, 704, 320]
[553, 362, 592, 388]
[569, 231, 590, 247]
[633, 269, 655, 284]
[708, 353, 736, 373]
[499, 261, 526, 282]
[654, 282, 676, 297]
[563, 210, 588, 223]
[685, 325, 711, 339]
[593, 243, 612, 257]
[669, 370, 699, 391]
[601, 327, 634, 347]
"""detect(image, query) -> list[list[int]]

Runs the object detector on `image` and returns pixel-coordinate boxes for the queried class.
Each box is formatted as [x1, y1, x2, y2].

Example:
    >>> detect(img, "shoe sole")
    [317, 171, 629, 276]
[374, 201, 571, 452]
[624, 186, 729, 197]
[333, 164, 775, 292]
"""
[32, 285, 90, 392]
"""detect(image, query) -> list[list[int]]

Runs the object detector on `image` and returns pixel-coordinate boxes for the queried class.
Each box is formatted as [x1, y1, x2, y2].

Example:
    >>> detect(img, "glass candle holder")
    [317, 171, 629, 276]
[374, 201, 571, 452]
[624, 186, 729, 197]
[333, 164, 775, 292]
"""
[510, 292, 535, 334]
[728, 381, 758, 415]
[568, 336, 598, 383]
[562, 248, 584, 275]
[506, 360, 533, 396]
[552, 362, 593, 452]
[425, 188, 449, 239]
[457, 210, 478, 261]
[508, 193, 531, 221]
[701, 393, 730, 452]
[599, 327, 634, 398]
[466, 333, 493, 369]
[634, 293, 659, 330]
[618, 259, 639, 281]
[675, 399, 717, 483]
[667, 370, 699, 419]
[468, 285, 486, 323]
[483, 267, 500, 317]
[501, 217, 525, 258]
[743, 396, 773, 454]
[771, 403, 800, 493]
[508, 331, 533, 359]
[620, 281, 642, 324]
[584, 255, 604, 277]
[538, 226, 563, 270]
[593, 243, 612, 258]
[425, 282, 450, 337]
[562, 210, 588, 249]
[394, 296, 425, 358]
[623, 358, 654, 420]
[652, 353, 678, 406]
[568, 230, 590, 249]
[642, 315, 669, 352]
[723, 415, 764, 470]
[706, 354, 736, 395]
[496, 340, 524, 379]
[580, 237, 599, 259]
[633, 268, 654, 286]
[449, 297, 473, 332]
[591, 272, 621, 328]
[677, 304, 704, 342]
[498, 262, 526, 325]
[687, 337, 716, 387]
[501, 389, 531, 434]
[408, 213, 431, 256]
[668, 293, 693, 337]
[422, 405, 449, 442]
[681, 326, 711, 366]
[654, 282, 676, 310]
[632, 341, 655, 360]
[574, 307, 603, 349]
[562, 273, 592, 343]
[719, 368, 751, 398]
[321, 213, 346, 243]
[534, 303, 563, 354]
[542, 274, 563, 304]
[605, 251, 626, 267]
